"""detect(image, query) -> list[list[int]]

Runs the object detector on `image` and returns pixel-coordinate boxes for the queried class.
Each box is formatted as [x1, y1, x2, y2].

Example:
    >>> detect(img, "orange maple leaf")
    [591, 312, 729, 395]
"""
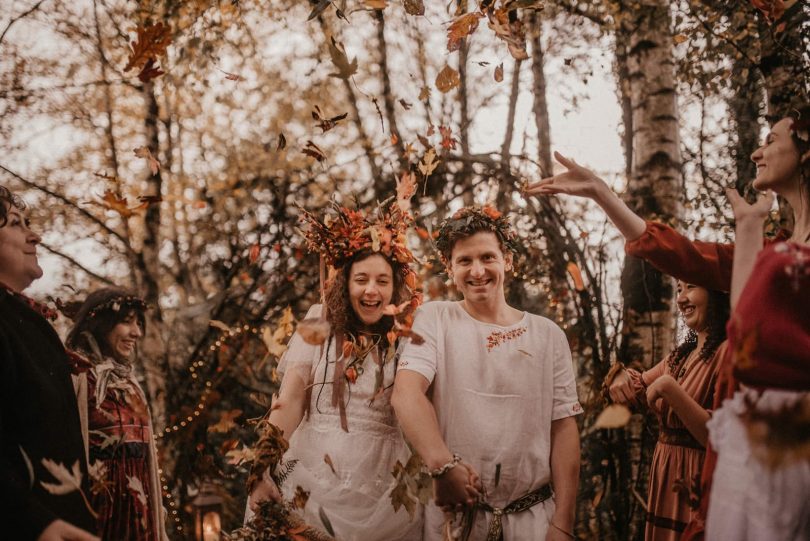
[124, 23, 171, 73]
[447, 12, 484, 52]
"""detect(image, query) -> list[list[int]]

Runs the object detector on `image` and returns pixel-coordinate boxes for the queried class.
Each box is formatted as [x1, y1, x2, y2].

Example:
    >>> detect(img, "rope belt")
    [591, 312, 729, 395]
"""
[476, 483, 553, 541]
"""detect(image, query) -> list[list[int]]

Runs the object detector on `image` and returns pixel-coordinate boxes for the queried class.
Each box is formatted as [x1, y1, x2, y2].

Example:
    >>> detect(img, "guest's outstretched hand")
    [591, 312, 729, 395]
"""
[525, 152, 607, 200]
[726, 188, 775, 224]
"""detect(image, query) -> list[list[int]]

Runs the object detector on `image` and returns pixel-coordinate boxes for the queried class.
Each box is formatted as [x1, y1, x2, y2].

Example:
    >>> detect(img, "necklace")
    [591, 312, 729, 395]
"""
[676, 348, 701, 380]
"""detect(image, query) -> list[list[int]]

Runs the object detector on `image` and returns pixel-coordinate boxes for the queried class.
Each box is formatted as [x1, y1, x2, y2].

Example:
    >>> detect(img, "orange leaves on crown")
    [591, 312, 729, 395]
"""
[124, 23, 171, 83]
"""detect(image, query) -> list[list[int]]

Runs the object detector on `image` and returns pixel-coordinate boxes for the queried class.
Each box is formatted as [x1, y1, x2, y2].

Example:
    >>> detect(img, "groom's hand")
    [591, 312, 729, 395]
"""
[435, 463, 481, 512]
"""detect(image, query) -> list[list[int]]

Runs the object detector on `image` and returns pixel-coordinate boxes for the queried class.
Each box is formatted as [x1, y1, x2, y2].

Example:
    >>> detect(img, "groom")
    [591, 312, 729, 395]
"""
[392, 206, 581, 541]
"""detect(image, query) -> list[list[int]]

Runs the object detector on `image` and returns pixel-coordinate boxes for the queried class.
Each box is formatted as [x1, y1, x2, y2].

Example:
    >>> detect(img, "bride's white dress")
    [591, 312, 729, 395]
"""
[260, 305, 422, 540]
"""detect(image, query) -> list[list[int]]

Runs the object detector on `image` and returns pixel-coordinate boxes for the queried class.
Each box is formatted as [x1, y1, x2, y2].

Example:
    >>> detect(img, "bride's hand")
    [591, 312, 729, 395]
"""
[525, 151, 608, 200]
[248, 476, 282, 512]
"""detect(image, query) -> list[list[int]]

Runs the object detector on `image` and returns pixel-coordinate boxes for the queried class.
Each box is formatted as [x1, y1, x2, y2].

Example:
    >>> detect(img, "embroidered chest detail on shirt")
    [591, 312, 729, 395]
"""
[485, 326, 527, 352]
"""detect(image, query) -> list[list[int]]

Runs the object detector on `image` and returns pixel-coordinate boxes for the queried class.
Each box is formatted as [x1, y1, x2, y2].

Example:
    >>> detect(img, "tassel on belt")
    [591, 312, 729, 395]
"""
[473, 483, 553, 541]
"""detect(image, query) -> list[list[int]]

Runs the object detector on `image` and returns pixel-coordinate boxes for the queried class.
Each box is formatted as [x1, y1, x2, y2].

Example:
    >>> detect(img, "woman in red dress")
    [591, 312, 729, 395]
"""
[66, 288, 168, 541]
[526, 104, 810, 539]
[608, 282, 728, 541]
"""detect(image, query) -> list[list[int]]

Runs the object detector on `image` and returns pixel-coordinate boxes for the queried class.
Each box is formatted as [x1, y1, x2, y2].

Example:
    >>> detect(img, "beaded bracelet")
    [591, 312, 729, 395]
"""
[429, 454, 462, 478]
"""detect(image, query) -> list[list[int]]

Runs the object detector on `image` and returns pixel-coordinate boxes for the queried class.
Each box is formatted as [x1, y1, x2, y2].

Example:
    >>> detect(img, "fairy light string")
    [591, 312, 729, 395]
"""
[157, 321, 267, 534]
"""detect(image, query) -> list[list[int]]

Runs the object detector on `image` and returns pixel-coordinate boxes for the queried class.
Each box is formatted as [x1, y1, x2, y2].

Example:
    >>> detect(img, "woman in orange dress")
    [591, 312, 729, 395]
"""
[608, 281, 728, 540]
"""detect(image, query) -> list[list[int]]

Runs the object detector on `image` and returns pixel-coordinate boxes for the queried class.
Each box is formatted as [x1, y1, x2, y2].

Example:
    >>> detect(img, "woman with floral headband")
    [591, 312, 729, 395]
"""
[66, 288, 168, 540]
[527, 104, 810, 540]
[246, 200, 423, 540]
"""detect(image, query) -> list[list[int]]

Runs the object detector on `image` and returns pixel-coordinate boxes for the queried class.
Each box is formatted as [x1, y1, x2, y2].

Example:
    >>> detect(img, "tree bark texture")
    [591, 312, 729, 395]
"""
[529, 11, 553, 177]
[618, 0, 682, 370]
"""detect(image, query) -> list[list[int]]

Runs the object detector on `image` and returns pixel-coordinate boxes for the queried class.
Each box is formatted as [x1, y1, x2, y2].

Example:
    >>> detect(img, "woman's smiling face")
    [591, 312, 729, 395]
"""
[348, 254, 394, 326]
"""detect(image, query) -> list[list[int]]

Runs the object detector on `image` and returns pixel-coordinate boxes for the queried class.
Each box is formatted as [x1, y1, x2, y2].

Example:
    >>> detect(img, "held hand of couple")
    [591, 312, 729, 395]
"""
[435, 461, 482, 513]
[524, 152, 605, 199]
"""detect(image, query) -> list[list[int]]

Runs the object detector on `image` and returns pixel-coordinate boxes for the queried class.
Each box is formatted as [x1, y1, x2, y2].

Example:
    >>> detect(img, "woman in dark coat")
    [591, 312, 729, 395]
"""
[0, 186, 98, 541]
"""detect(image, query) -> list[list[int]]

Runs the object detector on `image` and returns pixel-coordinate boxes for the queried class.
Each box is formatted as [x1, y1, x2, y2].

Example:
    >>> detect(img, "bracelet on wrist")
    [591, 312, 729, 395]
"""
[550, 522, 576, 539]
[429, 454, 462, 478]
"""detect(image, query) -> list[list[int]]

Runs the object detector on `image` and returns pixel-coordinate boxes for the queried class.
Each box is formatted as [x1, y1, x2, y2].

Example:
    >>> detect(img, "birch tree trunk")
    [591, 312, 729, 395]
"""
[618, 0, 682, 369]
[616, 4, 683, 537]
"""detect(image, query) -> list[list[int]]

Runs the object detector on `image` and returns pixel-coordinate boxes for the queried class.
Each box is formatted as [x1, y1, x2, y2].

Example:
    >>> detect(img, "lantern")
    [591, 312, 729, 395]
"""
[192, 483, 223, 541]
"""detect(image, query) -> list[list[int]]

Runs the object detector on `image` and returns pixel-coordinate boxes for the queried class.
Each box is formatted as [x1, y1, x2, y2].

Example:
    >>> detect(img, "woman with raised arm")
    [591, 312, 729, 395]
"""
[245, 199, 423, 541]
[528, 104, 810, 539]
[65, 288, 168, 541]
[609, 280, 728, 541]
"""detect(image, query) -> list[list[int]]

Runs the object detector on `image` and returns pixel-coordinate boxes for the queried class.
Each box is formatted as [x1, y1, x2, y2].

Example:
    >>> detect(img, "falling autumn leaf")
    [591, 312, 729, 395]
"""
[133, 146, 160, 175]
[249, 243, 260, 264]
[225, 444, 257, 466]
[418, 86, 430, 101]
[435, 65, 460, 93]
[396, 170, 417, 212]
[418, 148, 439, 177]
[494, 63, 504, 82]
[398, 98, 412, 110]
[296, 317, 331, 345]
[319, 506, 336, 536]
[292, 485, 310, 510]
[312, 105, 348, 133]
[41, 459, 82, 496]
[673, 34, 688, 44]
[262, 307, 295, 358]
[307, 0, 332, 21]
[403, 0, 425, 16]
[439, 125, 457, 150]
[593, 404, 632, 429]
[446, 12, 484, 52]
[327, 37, 358, 80]
[364, 0, 388, 8]
[208, 409, 243, 433]
[277, 133, 287, 151]
[124, 23, 171, 73]
[324, 454, 337, 475]
[220, 69, 243, 81]
[302, 140, 327, 162]
[566, 261, 585, 291]
[137, 58, 164, 83]
[88, 190, 150, 219]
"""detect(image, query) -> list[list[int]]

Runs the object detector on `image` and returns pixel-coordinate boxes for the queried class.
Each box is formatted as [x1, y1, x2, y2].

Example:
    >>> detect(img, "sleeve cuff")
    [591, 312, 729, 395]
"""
[552, 401, 583, 420]
[396, 363, 434, 385]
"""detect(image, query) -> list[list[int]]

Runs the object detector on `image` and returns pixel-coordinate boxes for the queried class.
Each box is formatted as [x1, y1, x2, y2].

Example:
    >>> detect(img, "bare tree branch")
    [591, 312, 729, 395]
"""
[39, 241, 115, 285]
[0, 0, 49, 48]
[0, 163, 133, 254]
